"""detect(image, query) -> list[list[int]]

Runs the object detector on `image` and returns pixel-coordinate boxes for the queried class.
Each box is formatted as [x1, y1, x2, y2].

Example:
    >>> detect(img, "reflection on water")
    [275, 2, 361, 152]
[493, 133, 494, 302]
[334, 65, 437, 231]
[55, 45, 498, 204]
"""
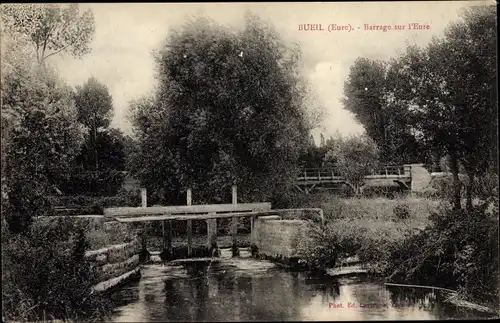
[106, 260, 494, 322]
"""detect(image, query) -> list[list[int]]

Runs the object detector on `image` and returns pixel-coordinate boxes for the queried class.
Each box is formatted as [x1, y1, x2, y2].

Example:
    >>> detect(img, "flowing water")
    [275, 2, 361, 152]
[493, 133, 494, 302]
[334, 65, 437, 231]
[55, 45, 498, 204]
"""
[105, 256, 495, 322]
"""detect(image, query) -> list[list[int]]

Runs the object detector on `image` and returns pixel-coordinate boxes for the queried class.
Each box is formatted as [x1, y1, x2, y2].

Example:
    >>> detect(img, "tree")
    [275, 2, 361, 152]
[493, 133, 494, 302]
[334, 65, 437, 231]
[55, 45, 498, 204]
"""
[64, 79, 128, 196]
[74, 128, 126, 171]
[130, 13, 314, 204]
[325, 134, 379, 196]
[1, 32, 85, 233]
[1, 4, 95, 65]
[74, 77, 114, 170]
[343, 58, 429, 164]
[385, 5, 497, 210]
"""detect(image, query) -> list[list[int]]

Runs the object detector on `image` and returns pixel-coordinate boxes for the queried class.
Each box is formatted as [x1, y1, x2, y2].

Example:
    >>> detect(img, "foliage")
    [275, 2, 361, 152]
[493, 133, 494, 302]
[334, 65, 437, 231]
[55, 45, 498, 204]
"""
[1, 36, 85, 233]
[1, 4, 95, 64]
[297, 223, 339, 270]
[342, 58, 428, 164]
[130, 14, 316, 204]
[393, 203, 411, 219]
[60, 170, 127, 197]
[384, 5, 497, 209]
[298, 144, 328, 169]
[50, 188, 143, 214]
[296, 195, 434, 271]
[387, 199, 499, 302]
[68, 78, 126, 194]
[325, 134, 379, 196]
[2, 217, 112, 321]
[63, 131, 129, 196]
[74, 77, 113, 131]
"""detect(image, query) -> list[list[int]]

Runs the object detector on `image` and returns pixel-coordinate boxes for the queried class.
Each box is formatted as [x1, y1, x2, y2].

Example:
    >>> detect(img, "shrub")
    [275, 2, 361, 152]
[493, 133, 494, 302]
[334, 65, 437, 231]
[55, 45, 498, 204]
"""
[51, 188, 143, 215]
[59, 170, 126, 197]
[386, 200, 499, 302]
[297, 222, 339, 270]
[2, 217, 112, 321]
[393, 203, 411, 219]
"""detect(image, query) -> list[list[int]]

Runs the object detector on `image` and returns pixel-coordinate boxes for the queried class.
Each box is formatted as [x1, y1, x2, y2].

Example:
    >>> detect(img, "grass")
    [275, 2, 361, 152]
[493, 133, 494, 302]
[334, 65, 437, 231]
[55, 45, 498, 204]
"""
[295, 194, 444, 271]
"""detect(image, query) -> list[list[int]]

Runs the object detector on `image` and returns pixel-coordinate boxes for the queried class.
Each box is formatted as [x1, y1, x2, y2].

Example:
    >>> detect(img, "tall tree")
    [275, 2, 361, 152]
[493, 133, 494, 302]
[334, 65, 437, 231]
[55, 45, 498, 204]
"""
[1, 4, 95, 65]
[74, 77, 113, 170]
[130, 13, 314, 204]
[343, 58, 428, 164]
[386, 5, 497, 210]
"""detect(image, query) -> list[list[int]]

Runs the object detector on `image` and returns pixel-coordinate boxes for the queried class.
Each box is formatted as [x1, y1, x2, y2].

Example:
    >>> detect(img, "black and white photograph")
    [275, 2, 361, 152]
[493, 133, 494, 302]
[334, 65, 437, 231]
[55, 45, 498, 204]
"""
[1, 1, 498, 322]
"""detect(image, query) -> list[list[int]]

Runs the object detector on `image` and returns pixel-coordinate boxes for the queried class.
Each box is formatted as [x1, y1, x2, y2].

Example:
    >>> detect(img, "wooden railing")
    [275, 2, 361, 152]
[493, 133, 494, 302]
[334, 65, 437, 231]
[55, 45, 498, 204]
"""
[297, 165, 409, 181]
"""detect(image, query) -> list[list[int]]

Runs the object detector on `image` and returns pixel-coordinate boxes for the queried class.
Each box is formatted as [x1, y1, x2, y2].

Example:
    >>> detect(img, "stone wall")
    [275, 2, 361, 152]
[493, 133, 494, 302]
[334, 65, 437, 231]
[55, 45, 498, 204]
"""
[36, 216, 142, 293]
[254, 216, 308, 260]
[85, 239, 142, 292]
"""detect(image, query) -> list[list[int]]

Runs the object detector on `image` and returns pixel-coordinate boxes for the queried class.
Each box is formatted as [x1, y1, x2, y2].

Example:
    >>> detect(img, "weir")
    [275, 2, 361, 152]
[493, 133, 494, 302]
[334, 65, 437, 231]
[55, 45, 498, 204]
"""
[104, 185, 323, 266]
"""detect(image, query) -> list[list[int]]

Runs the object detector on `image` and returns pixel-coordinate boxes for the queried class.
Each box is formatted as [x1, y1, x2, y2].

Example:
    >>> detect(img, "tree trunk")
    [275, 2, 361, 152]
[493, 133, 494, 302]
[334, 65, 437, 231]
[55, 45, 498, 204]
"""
[449, 152, 462, 210]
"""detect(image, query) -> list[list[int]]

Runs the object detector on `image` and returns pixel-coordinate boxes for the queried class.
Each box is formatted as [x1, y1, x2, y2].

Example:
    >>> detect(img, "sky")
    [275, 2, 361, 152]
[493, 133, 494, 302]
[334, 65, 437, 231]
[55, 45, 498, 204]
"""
[52, 1, 488, 143]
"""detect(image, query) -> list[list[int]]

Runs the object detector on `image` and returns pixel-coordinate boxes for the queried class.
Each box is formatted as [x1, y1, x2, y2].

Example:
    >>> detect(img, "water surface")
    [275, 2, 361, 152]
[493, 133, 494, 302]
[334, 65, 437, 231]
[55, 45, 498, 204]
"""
[107, 258, 494, 321]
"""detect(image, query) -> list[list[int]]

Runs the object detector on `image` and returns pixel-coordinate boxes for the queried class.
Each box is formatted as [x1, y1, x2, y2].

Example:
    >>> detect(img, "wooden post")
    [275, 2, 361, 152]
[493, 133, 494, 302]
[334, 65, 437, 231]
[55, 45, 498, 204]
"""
[232, 185, 237, 204]
[141, 188, 147, 207]
[250, 215, 258, 256]
[385, 168, 388, 178]
[187, 188, 192, 206]
[163, 220, 172, 261]
[186, 188, 192, 257]
[187, 219, 193, 257]
[318, 169, 321, 181]
[231, 185, 239, 257]
[206, 213, 218, 256]
[231, 216, 239, 257]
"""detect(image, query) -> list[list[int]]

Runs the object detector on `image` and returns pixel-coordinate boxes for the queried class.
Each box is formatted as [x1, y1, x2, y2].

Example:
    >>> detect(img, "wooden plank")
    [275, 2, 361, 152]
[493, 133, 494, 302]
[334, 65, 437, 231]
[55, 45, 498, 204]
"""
[114, 208, 324, 223]
[187, 219, 193, 257]
[104, 202, 272, 217]
[207, 214, 217, 251]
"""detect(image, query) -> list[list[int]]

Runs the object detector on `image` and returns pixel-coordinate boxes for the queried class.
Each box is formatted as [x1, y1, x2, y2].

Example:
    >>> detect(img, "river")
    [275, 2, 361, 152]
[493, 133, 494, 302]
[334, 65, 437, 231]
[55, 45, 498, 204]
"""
[105, 256, 494, 321]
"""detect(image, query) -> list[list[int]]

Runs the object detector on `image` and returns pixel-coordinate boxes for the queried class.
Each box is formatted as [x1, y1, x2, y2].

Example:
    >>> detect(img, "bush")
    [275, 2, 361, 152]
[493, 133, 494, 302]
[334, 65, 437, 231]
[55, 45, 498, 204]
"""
[421, 172, 498, 202]
[59, 170, 126, 197]
[2, 217, 112, 321]
[297, 222, 339, 270]
[386, 200, 499, 302]
[51, 188, 143, 215]
[393, 203, 411, 219]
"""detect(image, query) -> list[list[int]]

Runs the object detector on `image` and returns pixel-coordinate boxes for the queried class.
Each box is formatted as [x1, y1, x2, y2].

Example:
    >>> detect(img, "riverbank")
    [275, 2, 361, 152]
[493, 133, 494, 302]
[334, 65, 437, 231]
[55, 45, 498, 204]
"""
[295, 195, 499, 314]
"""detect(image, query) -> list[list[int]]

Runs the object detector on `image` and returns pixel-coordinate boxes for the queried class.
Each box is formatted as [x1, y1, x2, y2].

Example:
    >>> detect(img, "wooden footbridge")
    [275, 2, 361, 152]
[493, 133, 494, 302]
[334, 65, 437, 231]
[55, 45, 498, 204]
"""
[294, 164, 429, 194]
